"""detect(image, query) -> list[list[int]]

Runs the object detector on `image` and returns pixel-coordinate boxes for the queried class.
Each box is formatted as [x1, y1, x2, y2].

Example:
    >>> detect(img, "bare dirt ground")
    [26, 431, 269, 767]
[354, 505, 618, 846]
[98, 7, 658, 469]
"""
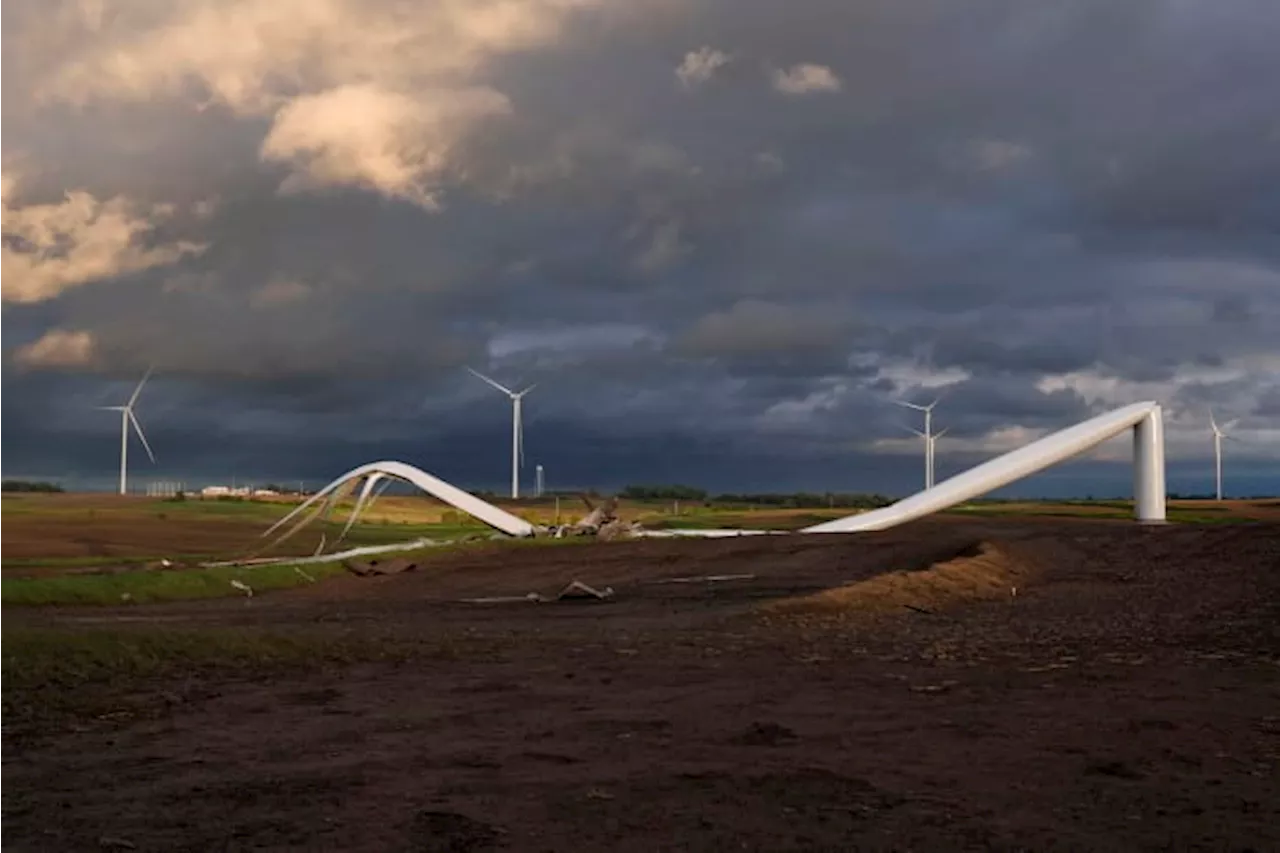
[5, 517, 1280, 851]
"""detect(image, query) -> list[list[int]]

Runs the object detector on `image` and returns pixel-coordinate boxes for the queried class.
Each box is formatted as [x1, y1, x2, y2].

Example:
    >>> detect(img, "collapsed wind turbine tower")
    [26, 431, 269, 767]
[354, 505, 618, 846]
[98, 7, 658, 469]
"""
[251, 401, 1168, 560]
[896, 396, 943, 489]
[1209, 410, 1238, 501]
[98, 367, 156, 495]
[467, 367, 536, 499]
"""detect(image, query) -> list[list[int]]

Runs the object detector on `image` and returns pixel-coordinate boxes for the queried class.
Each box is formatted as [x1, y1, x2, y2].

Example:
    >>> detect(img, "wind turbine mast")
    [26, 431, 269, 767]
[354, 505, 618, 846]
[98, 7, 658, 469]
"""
[512, 391, 522, 500]
[119, 407, 129, 495]
[896, 397, 943, 489]
[99, 367, 157, 495]
[903, 424, 948, 490]
[1209, 411, 1237, 501]
[467, 367, 536, 499]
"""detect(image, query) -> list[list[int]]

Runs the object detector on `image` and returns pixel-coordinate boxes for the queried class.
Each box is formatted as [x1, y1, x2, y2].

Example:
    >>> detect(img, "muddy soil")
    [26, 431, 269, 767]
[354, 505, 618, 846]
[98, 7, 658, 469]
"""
[4, 519, 1280, 851]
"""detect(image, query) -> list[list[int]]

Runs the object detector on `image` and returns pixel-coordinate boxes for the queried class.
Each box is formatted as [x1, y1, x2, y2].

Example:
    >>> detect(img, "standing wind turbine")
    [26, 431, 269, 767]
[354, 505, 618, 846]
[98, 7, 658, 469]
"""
[1208, 410, 1238, 501]
[902, 424, 948, 490]
[467, 367, 536, 499]
[896, 397, 943, 489]
[98, 367, 157, 495]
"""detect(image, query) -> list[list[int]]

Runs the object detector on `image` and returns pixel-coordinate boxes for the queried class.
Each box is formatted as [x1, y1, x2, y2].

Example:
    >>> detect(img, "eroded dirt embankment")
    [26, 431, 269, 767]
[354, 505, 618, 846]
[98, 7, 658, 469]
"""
[762, 539, 1037, 616]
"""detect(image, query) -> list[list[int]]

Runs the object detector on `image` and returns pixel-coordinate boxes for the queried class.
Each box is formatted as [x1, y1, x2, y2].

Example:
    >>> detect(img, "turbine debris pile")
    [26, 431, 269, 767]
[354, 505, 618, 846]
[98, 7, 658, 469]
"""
[544, 495, 645, 540]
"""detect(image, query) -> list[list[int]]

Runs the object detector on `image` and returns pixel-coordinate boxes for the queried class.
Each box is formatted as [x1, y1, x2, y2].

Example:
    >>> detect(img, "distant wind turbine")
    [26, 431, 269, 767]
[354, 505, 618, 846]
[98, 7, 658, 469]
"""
[467, 367, 536, 499]
[98, 367, 156, 495]
[1209, 410, 1239, 501]
[903, 424, 948, 490]
[896, 396, 943, 489]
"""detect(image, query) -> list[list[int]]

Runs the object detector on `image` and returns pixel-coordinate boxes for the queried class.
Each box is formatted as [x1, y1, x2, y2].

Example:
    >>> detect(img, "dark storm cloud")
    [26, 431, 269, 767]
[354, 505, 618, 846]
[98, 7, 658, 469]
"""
[668, 299, 860, 375]
[928, 337, 1095, 379]
[3, 0, 1279, 492]
[927, 378, 1092, 438]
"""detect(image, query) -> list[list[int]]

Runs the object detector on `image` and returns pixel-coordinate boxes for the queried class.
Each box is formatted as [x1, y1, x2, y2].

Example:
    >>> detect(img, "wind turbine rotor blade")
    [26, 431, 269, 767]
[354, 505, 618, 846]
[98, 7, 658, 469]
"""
[127, 409, 156, 463]
[466, 366, 514, 396]
[263, 492, 336, 554]
[263, 489, 329, 537]
[127, 365, 155, 407]
[98, 405, 127, 411]
[322, 479, 357, 522]
[1208, 409, 1219, 431]
[337, 474, 385, 544]
[894, 400, 927, 411]
[367, 477, 394, 512]
[934, 427, 950, 439]
[900, 425, 926, 437]
[517, 383, 537, 397]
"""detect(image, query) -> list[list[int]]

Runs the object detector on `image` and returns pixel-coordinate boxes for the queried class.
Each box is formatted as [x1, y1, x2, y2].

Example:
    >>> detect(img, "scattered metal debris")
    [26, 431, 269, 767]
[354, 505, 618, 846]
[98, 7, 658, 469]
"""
[461, 592, 548, 604]
[201, 537, 446, 570]
[555, 580, 615, 601]
[229, 579, 254, 598]
[648, 573, 757, 585]
[631, 528, 779, 539]
[459, 580, 616, 605]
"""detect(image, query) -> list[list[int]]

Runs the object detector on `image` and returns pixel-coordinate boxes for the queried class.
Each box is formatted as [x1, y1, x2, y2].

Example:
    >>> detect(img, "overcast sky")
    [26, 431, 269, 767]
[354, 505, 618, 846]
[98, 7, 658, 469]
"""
[3, 0, 1279, 497]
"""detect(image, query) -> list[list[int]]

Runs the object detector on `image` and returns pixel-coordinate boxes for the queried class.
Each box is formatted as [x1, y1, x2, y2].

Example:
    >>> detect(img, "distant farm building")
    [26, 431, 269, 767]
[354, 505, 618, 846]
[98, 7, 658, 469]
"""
[197, 485, 279, 499]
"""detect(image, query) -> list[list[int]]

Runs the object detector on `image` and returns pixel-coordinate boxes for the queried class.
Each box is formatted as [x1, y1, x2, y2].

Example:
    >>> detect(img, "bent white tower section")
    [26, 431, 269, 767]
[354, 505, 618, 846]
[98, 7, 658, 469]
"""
[264, 461, 537, 548]
[804, 401, 1167, 533]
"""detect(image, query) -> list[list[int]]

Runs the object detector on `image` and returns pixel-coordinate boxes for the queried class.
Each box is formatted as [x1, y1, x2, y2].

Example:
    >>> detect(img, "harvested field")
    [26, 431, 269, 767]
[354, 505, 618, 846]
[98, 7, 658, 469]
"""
[4, 516, 1279, 851]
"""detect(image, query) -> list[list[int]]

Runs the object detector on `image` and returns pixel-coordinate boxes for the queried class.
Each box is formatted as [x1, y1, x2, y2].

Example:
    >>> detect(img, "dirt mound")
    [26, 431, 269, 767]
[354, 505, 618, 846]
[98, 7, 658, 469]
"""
[762, 540, 1034, 616]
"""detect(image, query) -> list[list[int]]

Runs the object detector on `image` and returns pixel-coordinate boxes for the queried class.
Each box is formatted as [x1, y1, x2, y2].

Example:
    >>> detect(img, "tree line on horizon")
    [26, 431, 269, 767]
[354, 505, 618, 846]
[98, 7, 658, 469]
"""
[618, 484, 894, 508]
[1, 480, 66, 493]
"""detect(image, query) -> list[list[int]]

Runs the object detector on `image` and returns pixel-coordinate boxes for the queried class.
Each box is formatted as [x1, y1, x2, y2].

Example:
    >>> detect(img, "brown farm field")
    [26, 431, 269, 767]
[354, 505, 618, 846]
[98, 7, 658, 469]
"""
[3, 494, 1279, 851]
